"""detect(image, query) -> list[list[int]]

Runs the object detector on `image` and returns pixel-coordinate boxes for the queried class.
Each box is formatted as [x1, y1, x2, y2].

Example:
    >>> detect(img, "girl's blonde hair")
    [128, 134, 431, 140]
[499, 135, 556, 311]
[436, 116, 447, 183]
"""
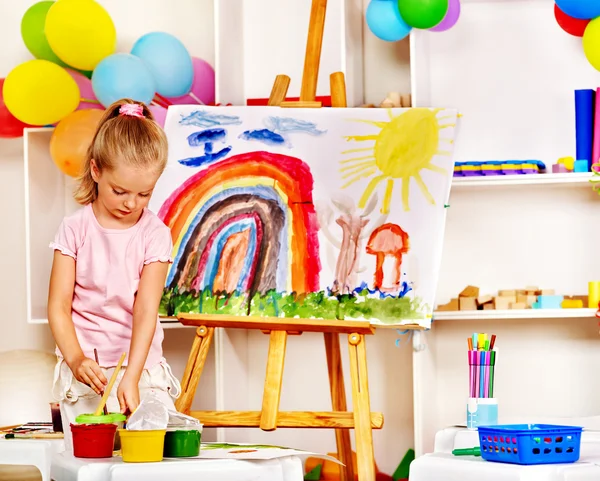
[74, 98, 168, 205]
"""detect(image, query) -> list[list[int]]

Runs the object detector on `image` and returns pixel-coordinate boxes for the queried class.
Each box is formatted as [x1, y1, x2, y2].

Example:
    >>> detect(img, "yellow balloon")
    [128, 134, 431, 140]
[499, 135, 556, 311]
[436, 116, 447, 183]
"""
[583, 18, 600, 71]
[3, 60, 80, 126]
[46, 0, 116, 71]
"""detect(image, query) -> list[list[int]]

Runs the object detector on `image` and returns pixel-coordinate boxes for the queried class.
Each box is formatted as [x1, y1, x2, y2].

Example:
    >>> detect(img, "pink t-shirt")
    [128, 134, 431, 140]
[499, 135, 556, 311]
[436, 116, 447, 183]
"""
[50, 204, 173, 369]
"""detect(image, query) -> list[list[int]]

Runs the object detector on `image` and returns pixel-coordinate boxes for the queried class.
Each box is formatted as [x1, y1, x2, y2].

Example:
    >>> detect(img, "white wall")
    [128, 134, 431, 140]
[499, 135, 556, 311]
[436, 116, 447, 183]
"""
[0, 0, 412, 470]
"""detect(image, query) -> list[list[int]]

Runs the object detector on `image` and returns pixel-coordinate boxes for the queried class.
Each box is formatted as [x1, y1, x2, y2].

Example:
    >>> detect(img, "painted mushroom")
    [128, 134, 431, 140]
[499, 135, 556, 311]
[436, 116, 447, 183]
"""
[366, 223, 410, 290]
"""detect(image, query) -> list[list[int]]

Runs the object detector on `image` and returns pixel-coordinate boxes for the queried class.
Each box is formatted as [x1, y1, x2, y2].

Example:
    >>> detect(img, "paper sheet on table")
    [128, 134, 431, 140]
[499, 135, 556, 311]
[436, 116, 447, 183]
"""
[182, 442, 342, 464]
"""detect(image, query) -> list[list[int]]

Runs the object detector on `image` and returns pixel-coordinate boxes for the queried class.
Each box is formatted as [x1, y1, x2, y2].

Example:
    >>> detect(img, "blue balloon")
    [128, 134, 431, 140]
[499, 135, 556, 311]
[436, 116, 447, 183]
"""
[92, 53, 156, 107]
[366, 0, 412, 42]
[131, 32, 193, 98]
[555, 0, 600, 20]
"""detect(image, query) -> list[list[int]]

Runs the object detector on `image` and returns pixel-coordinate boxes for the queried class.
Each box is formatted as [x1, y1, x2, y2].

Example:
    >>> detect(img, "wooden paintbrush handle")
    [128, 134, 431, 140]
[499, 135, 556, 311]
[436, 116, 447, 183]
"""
[94, 352, 126, 416]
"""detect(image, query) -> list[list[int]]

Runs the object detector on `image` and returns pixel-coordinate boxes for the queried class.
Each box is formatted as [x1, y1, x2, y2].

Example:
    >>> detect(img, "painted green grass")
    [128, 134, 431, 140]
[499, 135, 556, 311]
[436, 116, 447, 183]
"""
[159, 287, 427, 325]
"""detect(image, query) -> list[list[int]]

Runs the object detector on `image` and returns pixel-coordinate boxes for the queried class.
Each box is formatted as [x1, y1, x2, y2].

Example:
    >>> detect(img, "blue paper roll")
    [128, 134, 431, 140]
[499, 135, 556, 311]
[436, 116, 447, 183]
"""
[575, 89, 595, 170]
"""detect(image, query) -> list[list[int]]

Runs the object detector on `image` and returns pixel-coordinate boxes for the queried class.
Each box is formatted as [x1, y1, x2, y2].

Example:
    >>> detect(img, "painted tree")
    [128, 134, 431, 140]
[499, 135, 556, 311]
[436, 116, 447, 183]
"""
[317, 193, 387, 294]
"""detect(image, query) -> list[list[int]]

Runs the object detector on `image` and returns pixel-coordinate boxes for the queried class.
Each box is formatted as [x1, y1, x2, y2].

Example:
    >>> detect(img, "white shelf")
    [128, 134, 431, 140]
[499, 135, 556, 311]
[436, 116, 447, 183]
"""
[433, 308, 597, 321]
[451, 172, 594, 187]
[29, 318, 190, 329]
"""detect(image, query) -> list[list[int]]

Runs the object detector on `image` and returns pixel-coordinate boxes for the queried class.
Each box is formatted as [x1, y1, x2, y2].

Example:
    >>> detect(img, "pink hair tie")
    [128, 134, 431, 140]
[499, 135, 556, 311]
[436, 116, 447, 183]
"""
[119, 103, 145, 118]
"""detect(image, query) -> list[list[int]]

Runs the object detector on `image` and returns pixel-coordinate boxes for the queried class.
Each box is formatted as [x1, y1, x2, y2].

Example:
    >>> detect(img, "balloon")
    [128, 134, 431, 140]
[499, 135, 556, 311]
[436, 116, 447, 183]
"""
[46, 0, 116, 71]
[149, 105, 167, 128]
[366, 0, 412, 42]
[554, 3, 590, 36]
[583, 18, 600, 71]
[130, 32, 193, 98]
[92, 53, 156, 107]
[3, 60, 80, 126]
[66, 69, 104, 111]
[398, 0, 448, 29]
[50, 109, 104, 177]
[555, 0, 600, 20]
[165, 57, 215, 105]
[429, 0, 460, 32]
[20, 1, 67, 67]
[0, 79, 35, 138]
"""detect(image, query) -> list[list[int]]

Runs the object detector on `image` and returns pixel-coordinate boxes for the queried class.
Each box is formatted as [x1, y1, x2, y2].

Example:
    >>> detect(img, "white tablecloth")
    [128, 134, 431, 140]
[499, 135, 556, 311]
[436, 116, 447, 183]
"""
[51, 451, 304, 481]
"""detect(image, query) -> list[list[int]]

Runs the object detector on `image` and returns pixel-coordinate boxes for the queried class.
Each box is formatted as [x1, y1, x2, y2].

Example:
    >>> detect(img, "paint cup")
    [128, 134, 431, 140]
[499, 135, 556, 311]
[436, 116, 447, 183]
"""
[466, 398, 498, 430]
[71, 423, 118, 458]
[75, 413, 126, 450]
[119, 429, 167, 463]
[164, 429, 201, 457]
[49, 402, 63, 432]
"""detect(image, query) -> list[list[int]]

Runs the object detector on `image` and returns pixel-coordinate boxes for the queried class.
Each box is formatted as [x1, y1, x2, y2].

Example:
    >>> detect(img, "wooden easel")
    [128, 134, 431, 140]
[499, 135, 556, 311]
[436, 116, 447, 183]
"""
[176, 1, 381, 480]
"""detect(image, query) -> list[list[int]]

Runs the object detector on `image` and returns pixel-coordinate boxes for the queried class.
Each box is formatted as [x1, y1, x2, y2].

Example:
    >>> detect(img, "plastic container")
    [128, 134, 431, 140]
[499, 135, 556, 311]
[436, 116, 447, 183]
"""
[164, 429, 201, 457]
[75, 413, 127, 450]
[119, 429, 167, 463]
[466, 398, 498, 430]
[478, 424, 583, 465]
[71, 423, 118, 458]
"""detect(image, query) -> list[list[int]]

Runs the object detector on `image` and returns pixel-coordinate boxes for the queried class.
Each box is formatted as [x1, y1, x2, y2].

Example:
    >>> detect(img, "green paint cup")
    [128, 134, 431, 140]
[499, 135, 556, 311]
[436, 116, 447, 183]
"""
[163, 429, 201, 457]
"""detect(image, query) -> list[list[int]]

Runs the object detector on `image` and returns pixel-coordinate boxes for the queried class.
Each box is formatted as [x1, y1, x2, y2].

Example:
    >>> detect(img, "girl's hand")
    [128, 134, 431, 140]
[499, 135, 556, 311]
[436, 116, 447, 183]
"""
[117, 373, 140, 415]
[70, 356, 107, 395]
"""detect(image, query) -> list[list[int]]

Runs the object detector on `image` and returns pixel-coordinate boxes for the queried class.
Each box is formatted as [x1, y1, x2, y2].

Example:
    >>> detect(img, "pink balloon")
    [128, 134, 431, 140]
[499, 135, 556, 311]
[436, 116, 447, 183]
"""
[165, 57, 215, 105]
[66, 69, 104, 111]
[149, 105, 167, 128]
[429, 0, 461, 32]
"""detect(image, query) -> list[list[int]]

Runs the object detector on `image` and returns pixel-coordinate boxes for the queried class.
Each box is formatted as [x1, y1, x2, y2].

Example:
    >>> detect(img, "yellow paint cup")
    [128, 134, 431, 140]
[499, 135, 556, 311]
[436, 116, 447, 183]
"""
[588, 281, 600, 309]
[119, 429, 166, 463]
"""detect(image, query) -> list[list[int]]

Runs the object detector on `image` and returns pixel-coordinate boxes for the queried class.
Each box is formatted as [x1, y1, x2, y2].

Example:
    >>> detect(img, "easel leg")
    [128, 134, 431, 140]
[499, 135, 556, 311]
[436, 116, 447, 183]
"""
[260, 330, 288, 431]
[175, 326, 214, 414]
[324, 333, 355, 481]
[268, 75, 291, 105]
[348, 333, 376, 481]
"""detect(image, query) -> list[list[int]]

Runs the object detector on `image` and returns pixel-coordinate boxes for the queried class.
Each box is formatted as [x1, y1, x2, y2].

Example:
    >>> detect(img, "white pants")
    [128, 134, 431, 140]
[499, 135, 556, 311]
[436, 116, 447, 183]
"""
[52, 358, 181, 452]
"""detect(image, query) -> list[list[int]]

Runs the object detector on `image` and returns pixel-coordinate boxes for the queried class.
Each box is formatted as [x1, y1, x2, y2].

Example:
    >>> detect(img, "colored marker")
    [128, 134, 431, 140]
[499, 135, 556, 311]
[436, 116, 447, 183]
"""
[479, 350, 485, 397]
[489, 351, 496, 397]
[490, 334, 497, 350]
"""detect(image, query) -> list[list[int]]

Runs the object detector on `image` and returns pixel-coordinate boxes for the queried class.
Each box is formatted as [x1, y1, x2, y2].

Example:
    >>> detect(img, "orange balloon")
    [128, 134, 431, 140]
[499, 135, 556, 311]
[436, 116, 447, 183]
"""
[50, 109, 104, 177]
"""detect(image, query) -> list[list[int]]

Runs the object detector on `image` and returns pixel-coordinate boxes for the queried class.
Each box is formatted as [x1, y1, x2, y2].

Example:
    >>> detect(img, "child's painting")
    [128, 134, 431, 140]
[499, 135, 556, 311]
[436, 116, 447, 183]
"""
[150, 106, 458, 328]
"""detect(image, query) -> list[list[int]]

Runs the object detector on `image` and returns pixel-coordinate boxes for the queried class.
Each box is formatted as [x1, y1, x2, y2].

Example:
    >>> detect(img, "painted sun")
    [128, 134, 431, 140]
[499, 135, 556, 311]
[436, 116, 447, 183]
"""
[339, 108, 456, 213]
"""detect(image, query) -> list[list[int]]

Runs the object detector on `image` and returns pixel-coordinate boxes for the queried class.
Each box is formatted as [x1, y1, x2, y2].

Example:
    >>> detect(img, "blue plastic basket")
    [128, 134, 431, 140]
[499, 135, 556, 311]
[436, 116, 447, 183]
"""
[478, 424, 582, 465]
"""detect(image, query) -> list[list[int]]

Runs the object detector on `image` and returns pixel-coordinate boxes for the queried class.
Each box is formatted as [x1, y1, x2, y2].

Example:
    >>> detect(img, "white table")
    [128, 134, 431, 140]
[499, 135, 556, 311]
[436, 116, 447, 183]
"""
[410, 427, 600, 481]
[0, 439, 64, 481]
[51, 451, 305, 481]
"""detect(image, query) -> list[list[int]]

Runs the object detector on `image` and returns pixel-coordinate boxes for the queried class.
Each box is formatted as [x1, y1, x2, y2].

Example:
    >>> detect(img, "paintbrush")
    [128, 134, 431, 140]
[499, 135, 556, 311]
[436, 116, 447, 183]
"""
[94, 352, 126, 416]
[94, 348, 109, 415]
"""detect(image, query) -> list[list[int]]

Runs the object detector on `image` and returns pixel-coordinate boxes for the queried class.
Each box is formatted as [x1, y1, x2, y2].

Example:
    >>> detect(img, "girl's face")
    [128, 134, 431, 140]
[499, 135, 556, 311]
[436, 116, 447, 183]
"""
[91, 159, 161, 224]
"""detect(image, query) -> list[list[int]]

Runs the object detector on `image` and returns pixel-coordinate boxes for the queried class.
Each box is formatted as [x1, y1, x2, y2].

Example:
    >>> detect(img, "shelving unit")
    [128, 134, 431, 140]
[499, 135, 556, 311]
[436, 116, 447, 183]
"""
[433, 308, 597, 321]
[409, 0, 600, 458]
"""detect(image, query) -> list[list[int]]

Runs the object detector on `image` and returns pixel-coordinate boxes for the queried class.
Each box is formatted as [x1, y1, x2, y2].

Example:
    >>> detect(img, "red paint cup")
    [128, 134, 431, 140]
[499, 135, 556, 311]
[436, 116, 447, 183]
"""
[71, 423, 118, 458]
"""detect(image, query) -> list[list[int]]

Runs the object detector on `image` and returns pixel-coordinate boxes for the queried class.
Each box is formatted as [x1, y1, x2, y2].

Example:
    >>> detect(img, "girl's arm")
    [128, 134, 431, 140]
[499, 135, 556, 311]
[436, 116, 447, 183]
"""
[48, 251, 107, 394]
[118, 261, 169, 413]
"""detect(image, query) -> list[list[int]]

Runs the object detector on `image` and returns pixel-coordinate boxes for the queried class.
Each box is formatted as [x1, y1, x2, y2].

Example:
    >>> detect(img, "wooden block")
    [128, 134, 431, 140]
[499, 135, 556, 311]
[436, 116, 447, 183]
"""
[562, 299, 584, 309]
[436, 298, 459, 311]
[498, 289, 516, 297]
[540, 289, 555, 295]
[510, 302, 526, 309]
[572, 295, 589, 305]
[459, 297, 477, 311]
[525, 285, 539, 292]
[517, 294, 537, 307]
[483, 304, 495, 310]
[459, 286, 480, 298]
[494, 296, 511, 310]
[477, 295, 493, 306]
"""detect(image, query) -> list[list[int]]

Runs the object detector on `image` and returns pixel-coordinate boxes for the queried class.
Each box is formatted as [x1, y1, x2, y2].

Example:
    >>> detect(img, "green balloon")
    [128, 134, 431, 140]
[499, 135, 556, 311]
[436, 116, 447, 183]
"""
[398, 0, 449, 29]
[21, 1, 68, 67]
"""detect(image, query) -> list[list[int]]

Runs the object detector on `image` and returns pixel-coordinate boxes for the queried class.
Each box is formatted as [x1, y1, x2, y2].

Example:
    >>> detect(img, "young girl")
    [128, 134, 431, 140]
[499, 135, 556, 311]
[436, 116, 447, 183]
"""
[48, 99, 180, 450]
